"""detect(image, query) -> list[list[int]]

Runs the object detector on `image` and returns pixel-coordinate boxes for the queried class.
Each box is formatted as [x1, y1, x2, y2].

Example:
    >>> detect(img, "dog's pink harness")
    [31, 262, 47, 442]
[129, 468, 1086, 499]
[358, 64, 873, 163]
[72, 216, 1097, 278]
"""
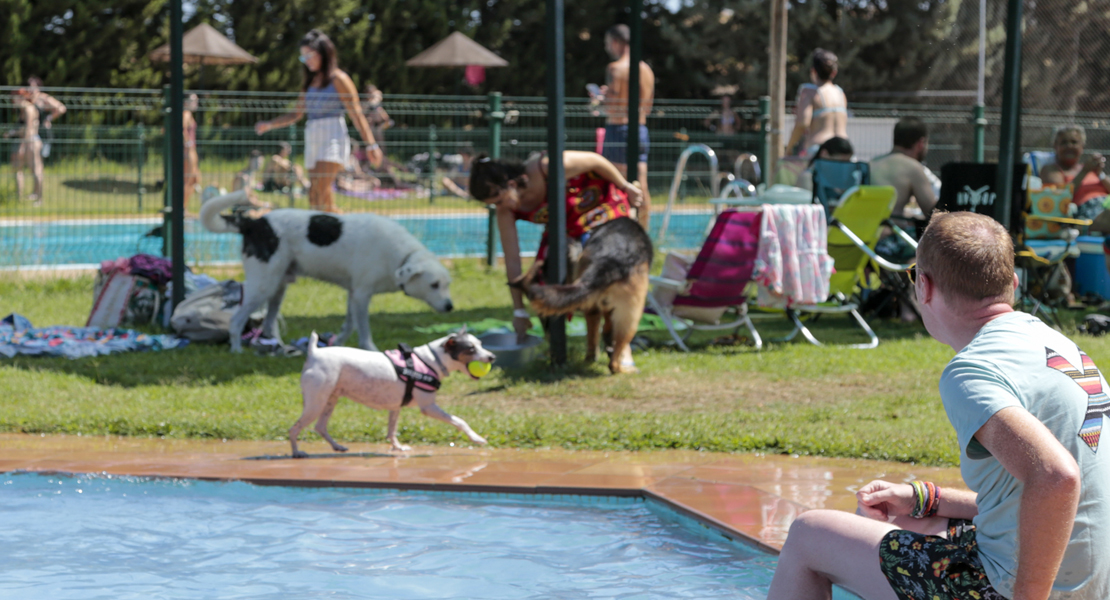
[385, 343, 441, 406]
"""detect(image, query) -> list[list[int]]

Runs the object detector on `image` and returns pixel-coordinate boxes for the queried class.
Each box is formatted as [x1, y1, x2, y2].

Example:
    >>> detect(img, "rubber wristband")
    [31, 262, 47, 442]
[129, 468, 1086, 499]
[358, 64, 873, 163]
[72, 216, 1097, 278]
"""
[513, 308, 530, 319]
[366, 143, 380, 151]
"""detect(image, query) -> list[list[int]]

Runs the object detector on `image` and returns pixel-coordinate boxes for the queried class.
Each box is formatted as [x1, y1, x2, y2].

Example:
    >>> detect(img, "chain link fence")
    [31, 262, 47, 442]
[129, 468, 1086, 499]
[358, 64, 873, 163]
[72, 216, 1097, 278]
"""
[2, 83, 1109, 272]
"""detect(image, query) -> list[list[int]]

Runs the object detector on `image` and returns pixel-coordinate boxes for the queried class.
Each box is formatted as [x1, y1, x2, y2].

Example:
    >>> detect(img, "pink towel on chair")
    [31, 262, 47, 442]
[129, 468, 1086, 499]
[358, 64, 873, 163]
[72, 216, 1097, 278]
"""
[753, 204, 834, 308]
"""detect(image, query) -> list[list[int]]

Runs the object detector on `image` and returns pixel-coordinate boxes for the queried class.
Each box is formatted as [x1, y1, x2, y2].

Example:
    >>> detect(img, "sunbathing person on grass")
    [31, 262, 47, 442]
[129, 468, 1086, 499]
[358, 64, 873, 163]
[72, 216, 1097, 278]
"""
[768, 211, 1109, 600]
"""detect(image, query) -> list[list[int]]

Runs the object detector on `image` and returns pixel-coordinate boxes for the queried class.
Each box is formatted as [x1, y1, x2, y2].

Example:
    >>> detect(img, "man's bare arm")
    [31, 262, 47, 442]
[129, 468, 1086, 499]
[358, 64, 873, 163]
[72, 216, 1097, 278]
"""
[975, 406, 1081, 600]
[912, 166, 938, 214]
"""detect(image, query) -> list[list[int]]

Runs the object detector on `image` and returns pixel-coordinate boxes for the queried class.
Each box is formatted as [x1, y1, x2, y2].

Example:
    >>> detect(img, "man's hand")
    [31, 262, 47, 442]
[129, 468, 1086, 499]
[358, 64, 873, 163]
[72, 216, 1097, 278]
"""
[856, 480, 916, 521]
[254, 121, 271, 136]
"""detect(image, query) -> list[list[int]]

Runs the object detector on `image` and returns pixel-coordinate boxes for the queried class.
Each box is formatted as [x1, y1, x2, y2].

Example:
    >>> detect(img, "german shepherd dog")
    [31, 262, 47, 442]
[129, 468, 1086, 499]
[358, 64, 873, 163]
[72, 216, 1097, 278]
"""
[517, 217, 653, 374]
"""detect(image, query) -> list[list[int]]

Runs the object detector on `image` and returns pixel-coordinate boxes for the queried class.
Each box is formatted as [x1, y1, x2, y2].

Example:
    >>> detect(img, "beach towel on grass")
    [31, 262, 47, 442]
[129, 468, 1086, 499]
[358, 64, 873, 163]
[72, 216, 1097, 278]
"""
[1, 313, 186, 359]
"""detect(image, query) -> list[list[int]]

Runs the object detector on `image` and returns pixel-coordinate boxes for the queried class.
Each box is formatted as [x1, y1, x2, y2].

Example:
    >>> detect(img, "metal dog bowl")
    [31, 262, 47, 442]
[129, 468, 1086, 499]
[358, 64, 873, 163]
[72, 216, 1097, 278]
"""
[477, 332, 544, 370]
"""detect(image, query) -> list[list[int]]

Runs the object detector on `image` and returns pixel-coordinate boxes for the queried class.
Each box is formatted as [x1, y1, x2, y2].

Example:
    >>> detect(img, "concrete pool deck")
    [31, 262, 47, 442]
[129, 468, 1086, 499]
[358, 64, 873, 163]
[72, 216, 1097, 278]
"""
[0, 433, 964, 553]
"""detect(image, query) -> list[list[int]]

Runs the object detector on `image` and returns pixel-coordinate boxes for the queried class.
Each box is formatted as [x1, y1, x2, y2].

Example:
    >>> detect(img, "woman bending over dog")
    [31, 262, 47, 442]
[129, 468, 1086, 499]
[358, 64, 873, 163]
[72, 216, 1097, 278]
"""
[254, 29, 383, 213]
[469, 151, 645, 345]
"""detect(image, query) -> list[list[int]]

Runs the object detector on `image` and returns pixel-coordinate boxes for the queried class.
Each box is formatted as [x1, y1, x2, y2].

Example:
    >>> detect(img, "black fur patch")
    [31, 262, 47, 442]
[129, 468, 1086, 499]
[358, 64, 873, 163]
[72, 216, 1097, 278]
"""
[240, 216, 280, 262]
[307, 214, 343, 246]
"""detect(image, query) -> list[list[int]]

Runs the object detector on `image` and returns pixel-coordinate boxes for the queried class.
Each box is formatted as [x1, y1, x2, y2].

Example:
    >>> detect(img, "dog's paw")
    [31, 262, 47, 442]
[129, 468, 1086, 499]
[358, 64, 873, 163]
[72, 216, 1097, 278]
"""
[469, 434, 488, 446]
[331, 444, 349, 453]
[292, 450, 309, 459]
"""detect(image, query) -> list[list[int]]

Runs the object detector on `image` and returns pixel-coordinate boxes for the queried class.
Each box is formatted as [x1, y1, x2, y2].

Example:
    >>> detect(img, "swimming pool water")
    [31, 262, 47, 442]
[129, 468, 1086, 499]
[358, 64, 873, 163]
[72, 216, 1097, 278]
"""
[1, 473, 777, 599]
[0, 212, 713, 268]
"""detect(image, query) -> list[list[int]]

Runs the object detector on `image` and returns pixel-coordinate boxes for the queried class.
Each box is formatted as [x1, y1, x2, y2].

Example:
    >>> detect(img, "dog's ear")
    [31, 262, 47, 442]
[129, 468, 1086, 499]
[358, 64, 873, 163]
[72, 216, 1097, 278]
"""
[394, 265, 420, 287]
[456, 324, 467, 336]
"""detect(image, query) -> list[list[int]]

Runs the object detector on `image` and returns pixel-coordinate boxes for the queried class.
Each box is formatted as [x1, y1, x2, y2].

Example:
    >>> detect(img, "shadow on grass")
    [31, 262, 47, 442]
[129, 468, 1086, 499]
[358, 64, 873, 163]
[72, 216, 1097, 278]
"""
[1, 307, 523, 388]
[2, 302, 934, 388]
[63, 178, 147, 195]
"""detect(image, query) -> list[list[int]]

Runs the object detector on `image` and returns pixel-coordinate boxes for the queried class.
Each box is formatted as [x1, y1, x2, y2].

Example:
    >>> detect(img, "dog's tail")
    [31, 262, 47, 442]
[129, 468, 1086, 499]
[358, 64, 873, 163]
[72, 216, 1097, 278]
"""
[523, 260, 624, 316]
[306, 331, 319, 358]
[199, 189, 251, 234]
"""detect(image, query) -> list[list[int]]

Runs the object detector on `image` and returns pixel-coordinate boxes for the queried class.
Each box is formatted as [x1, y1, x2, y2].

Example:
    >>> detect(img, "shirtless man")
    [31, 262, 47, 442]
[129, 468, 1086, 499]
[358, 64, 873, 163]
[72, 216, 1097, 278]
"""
[871, 117, 938, 219]
[597, 24, 654, 229]
[786, 48, 848, 159]
[7, 87, 63, 205]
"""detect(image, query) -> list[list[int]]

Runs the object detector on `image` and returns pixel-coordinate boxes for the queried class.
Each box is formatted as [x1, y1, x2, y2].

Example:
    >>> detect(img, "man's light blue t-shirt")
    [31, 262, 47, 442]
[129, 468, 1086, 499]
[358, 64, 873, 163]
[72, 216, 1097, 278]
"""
[940, 312, 1110, 599]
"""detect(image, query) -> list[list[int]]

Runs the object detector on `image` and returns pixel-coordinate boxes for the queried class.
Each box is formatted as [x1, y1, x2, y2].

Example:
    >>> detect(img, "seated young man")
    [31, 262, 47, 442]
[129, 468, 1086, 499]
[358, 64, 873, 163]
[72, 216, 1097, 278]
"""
[768, 211, 1109, 600]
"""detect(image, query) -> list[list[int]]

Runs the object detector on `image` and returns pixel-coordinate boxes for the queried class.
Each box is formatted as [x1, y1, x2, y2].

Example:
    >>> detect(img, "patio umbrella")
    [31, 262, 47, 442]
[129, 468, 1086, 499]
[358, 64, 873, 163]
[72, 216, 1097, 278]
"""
[405, 32, 508, 68]
[149, 23, 258, 66]
[150, 23, 257, 88]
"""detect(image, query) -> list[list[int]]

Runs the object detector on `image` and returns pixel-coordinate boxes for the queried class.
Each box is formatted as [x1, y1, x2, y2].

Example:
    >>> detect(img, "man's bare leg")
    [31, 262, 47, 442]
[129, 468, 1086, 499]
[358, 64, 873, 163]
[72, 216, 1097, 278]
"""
[767, 510, 947, 600]
[31, 144, 44, 203]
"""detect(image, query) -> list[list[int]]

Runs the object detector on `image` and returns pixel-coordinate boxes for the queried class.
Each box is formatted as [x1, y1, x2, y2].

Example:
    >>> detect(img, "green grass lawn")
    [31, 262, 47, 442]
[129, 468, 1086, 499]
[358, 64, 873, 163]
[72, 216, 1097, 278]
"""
[4, 260, 1105, 466]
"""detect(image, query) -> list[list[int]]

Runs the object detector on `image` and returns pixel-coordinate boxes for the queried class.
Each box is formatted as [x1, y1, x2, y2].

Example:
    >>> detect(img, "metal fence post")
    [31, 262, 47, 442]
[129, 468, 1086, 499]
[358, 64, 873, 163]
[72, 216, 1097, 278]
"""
[759, 96, 771, 183]
[137, 123, 145, 212]
[162, 85, 172, 257]
[545, 0, 568, 366]
[973, 104, 986, 163]
[486, 92, 504, 267]
[428, 124, 438, 202]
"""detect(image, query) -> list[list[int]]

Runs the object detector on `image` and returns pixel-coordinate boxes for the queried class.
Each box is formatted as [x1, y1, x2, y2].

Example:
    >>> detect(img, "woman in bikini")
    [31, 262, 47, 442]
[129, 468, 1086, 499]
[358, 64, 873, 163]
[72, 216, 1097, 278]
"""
[468, 151, 643, 341]
[786, 48, 848, 159]
[254, 29, 382, 213]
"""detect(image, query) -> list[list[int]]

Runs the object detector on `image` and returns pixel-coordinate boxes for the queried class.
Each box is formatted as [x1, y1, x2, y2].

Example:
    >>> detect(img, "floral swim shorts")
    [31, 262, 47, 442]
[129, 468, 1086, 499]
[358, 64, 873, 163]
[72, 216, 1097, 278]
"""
[879, 519, 1009, 600]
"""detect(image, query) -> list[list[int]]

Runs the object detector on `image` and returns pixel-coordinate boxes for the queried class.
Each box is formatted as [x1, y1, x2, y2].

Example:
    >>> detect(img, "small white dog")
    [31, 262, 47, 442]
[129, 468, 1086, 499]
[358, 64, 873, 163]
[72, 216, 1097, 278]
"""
[290, 330, 495, 456]
[200, 189, 454, 352]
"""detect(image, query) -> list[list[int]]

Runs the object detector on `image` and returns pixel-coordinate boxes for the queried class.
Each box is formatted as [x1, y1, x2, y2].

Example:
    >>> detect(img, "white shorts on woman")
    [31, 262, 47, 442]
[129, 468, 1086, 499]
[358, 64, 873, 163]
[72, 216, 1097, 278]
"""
[304, 116, 350, 169]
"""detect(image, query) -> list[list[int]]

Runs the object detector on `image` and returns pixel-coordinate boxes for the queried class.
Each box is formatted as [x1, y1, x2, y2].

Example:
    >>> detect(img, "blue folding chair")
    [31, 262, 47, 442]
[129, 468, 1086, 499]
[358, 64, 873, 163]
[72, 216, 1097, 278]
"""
[811, 159, 871, 215]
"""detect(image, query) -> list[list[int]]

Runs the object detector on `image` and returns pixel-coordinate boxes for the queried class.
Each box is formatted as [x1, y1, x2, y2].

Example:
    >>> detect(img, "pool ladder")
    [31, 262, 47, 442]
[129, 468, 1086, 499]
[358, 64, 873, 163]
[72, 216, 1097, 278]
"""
[657, 145, 759, 245]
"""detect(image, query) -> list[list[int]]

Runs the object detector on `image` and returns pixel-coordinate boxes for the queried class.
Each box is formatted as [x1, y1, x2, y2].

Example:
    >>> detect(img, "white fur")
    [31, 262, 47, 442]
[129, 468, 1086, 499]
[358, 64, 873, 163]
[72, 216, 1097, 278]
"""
[200, 190, 454, 352]
[291, 331, 494, 455]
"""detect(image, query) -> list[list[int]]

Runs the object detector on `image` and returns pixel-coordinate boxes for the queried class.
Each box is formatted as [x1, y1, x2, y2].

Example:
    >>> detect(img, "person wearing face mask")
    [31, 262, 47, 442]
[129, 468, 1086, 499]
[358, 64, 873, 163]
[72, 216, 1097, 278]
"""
[1040, 125, 1110, 222]
[871, 117, 938, 221]
[468, 151, 643, 341]
[253, 29, 383, 213]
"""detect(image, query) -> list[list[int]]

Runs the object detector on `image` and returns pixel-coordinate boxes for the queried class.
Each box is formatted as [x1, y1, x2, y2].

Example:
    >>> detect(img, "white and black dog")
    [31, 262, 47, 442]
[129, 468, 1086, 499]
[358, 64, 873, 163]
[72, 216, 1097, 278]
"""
[200, 190, 454, 352]
[291, 330, 494, 455]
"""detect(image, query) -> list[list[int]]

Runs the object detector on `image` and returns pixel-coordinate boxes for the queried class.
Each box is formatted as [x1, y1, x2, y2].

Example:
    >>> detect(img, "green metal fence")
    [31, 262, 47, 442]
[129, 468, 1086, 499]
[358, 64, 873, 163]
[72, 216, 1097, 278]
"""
[3, 86, 1109, 270]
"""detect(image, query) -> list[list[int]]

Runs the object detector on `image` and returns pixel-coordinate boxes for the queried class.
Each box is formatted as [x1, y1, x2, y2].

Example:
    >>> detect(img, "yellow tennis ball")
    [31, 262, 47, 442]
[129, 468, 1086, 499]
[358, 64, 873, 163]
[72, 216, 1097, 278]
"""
[467, 361, 492, 378]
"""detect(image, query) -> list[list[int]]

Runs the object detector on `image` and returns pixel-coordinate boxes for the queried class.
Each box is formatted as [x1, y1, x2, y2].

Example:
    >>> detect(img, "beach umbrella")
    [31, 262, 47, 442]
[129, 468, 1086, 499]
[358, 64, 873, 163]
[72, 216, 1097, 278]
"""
[150, 23, 257, 87]
[405, 32, 508, 68]
[149, 23, 258, 66]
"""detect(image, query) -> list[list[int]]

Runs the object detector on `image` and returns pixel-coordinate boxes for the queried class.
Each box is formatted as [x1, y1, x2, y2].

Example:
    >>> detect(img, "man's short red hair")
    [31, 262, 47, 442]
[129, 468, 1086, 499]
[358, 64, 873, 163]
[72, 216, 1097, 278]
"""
[917, 211, 1015, 305]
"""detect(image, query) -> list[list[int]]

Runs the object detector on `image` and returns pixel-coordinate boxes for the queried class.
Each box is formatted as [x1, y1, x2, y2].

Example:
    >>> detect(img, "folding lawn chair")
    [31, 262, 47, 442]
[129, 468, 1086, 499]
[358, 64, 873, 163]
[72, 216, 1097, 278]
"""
[811, 159, 871, 215]
[778, 185, 910, 349]
[1019, 186, 1093, 327]
[646, 210, 763, 352]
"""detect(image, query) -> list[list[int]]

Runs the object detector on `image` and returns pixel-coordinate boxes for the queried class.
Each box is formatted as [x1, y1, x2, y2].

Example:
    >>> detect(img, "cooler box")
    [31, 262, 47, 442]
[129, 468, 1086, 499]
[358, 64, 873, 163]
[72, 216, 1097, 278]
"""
[1076, 235, 1110, 299]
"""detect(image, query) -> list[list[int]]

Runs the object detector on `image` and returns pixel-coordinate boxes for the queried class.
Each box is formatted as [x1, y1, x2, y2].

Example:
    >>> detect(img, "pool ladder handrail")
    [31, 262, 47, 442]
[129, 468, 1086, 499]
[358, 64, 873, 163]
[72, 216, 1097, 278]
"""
[658, 144, 719, 246]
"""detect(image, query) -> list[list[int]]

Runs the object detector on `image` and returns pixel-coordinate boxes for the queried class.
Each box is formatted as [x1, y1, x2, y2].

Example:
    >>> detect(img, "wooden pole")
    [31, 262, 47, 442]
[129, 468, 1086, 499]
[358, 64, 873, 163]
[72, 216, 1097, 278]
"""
[768, 0, 788, 180]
